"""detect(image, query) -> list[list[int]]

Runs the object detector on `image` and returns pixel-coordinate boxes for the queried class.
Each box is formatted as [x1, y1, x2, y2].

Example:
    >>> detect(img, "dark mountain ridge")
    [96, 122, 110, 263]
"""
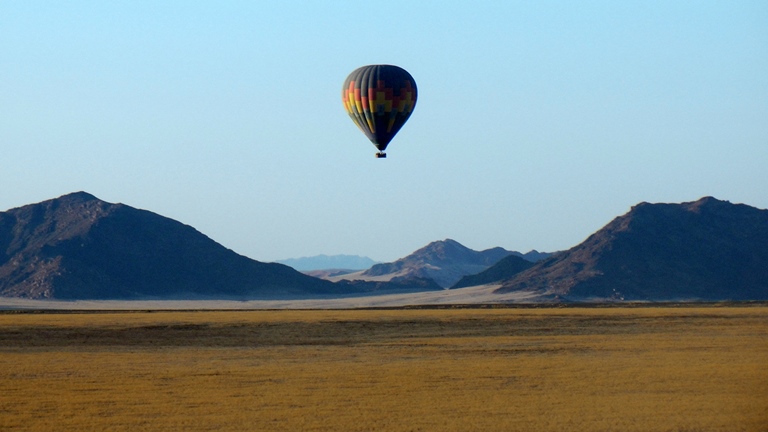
[495, 197, 768, 301]
[0, 192, 429, 299]
[451, 254, 535, 288]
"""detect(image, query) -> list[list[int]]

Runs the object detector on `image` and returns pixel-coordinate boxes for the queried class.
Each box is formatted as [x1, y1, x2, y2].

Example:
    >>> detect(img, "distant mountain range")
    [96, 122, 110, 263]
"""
[512, 250, 553, 262]
[1, 193, 766, 302]
[280, 241, 551, 288]
[276, 255, 379, 271]
[492, 197, 768, 301]
[359, 239, 516, 288]
[324, 239, 551, 288]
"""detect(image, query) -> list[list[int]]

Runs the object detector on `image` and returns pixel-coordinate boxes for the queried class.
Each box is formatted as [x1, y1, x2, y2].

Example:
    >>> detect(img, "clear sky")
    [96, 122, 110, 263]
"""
[2, 1, 767, 263]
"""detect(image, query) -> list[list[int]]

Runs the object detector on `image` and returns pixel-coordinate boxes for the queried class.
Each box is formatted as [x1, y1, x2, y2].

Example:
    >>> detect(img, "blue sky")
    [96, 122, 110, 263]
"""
[2, 1, 767, 262]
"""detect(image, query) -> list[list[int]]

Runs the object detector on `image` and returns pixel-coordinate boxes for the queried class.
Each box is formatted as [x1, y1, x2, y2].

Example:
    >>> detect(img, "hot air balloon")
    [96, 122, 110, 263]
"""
[342, 65, 417, 158]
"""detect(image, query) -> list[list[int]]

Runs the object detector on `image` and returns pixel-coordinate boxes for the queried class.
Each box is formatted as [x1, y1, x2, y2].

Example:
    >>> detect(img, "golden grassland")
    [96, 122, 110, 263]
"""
[0, 306, 766, 431]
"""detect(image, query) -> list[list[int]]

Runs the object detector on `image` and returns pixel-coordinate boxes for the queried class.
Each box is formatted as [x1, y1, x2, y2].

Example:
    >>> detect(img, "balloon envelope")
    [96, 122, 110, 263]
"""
[342, 65, 417, 153]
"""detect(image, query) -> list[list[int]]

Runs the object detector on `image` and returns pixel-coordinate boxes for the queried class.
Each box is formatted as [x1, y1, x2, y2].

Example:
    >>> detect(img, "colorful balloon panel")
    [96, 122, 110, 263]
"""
[342, 65, 417, 152]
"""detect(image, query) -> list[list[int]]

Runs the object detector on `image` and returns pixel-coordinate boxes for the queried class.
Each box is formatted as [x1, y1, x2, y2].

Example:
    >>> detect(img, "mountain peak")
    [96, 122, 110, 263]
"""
[59, 191, 100, 202]
[363, 239, 514, 288]
[632, 196, 731, 213]
[417, 239, 473, 258]
[496, 198, 768, 301]
[683, 196, 734, 213]
[0, 192, 336, 299]
[422, 238, 464, 249]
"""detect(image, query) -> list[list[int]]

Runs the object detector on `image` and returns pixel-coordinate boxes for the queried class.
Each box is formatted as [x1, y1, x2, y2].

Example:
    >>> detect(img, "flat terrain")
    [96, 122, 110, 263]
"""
[0, 284, 538, 309]
[1, 306, 766, 431]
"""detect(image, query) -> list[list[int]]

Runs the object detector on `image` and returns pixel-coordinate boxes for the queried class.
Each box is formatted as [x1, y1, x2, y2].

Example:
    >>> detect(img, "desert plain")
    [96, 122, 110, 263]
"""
[0, 304, 766, 431]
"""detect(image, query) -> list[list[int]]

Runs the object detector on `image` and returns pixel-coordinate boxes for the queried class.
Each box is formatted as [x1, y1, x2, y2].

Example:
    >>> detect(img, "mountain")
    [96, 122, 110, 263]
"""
[451, 254, 535, 288]
[513, 250, 554, 262]
[450, 250, 555, 289]
[495, 197, 768, 301]
[0, 192, 350, 299]
[7, 193, 762, 303]
[276, 254, 378, 271]
[361, 239, 514, 288]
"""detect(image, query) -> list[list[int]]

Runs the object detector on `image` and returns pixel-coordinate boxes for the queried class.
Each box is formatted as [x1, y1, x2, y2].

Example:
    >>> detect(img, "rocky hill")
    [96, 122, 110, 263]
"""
[451, 254, 535, 288]
[362, 239, 514, 288]
[495, 197, 768, 301]
[0, 192, 377, 299]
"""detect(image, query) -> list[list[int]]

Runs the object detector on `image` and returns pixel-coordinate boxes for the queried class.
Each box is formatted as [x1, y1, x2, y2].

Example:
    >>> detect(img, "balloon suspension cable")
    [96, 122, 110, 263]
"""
[375, 152, 387, 158]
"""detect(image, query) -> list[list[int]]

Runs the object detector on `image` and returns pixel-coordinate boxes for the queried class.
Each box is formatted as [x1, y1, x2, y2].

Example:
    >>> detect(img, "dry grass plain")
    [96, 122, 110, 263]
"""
[0, 305, 766, 431]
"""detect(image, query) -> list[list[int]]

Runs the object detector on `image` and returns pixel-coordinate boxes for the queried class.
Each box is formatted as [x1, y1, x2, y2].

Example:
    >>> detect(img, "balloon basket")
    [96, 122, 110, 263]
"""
[375, 152, 387, 158]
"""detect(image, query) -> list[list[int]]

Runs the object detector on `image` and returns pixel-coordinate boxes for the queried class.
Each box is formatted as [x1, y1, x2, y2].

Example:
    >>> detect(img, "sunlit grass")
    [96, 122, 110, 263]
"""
[1, 306, 766, 431]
